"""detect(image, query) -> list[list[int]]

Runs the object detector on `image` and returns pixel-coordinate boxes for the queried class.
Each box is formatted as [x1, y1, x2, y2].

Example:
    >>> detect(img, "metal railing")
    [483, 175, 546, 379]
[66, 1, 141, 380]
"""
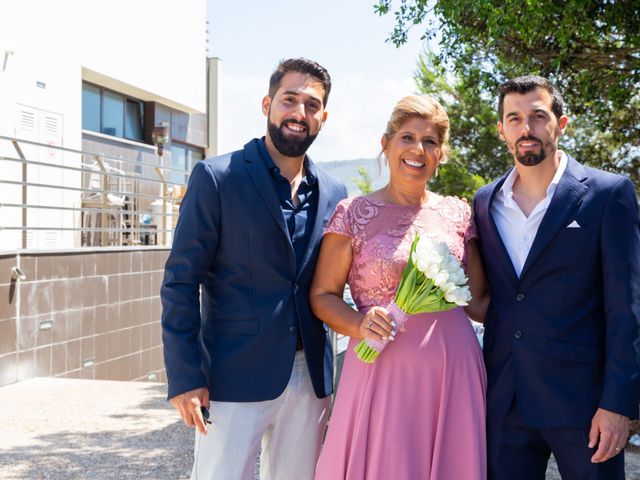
[0, 134, 355, 381]
[0, 135, 190, 248]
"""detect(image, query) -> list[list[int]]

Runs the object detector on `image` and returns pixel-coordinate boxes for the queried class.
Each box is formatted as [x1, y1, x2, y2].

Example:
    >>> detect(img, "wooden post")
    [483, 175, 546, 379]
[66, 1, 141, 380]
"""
[94, 155, 108, 246]
[154, 166, 168, 246]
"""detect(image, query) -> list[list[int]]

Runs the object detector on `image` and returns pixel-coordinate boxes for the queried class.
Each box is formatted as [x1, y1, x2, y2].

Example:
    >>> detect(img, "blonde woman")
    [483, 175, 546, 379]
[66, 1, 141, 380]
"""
[312, 95, 487, 479]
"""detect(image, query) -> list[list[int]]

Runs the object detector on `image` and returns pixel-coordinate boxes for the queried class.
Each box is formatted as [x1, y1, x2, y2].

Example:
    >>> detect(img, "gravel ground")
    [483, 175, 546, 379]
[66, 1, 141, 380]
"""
[0, 378, 193, 479]
[1, 377, 639, 479]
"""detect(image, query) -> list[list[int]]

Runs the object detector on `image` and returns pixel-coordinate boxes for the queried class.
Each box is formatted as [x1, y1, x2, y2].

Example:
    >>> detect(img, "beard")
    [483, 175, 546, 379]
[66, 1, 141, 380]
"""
[514, 135, 548, 167]
[267, 116, 318, 158]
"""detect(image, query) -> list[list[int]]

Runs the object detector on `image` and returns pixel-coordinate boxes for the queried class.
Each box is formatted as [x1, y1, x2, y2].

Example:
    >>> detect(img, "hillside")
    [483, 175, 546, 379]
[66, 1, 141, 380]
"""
[318, 158, 389, 196]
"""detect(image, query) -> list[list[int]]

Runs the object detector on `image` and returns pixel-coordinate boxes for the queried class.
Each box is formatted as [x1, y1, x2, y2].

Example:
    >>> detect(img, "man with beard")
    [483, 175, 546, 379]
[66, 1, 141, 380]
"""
[161, 58, 347, 480]
[473, 75, 640, 479]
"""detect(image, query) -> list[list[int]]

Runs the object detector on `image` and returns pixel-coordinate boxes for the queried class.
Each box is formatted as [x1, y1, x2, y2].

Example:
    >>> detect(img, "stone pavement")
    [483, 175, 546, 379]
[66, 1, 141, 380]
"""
[1, 377, 639, 479]
[0, 378, 192, 479]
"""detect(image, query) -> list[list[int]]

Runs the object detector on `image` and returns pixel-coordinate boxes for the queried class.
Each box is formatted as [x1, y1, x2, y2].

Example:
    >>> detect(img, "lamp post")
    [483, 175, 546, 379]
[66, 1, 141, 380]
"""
[152, 122, 170, 245]
[151, 122, 169, 157]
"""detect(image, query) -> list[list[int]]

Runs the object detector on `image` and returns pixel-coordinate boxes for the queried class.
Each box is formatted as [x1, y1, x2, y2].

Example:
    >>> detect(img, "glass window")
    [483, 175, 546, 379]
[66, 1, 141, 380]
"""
[188, 148, 204, 171]
[82, 84, 101, 132]
[185, 149, 195, 173]
[82, 82, 149, 143]
[102, 91, 124, 137]
[170, 144, 188, 184]
[186, 147, 204, 184]
[124, 99, 144, 141]
[170, 144, 204, 185]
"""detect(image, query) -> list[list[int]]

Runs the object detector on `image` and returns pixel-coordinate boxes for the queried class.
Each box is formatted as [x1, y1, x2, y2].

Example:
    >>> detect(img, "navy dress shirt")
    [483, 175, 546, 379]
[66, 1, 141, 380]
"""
[256, 138, 318, 268]
[257, 138, 319, 346]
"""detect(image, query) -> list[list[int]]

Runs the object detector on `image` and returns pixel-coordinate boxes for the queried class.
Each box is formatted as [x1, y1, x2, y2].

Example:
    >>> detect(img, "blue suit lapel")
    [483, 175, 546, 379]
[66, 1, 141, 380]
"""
[483, 171, 520, 283]
[520, 156, 588, 278]
[243, 140, 295, 253]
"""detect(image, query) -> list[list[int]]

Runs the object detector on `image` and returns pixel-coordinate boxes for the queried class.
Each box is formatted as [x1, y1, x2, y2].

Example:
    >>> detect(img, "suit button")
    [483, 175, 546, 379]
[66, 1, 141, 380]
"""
[514, 329, 523, 339]
[294, 284, 299, 293]
[289, 326, 296, 335]
[516, 293, 525, 302]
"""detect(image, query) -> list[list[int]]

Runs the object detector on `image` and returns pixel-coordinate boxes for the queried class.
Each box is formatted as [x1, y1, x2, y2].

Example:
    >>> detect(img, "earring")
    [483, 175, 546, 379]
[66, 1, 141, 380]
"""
[434, 165, 439, 178]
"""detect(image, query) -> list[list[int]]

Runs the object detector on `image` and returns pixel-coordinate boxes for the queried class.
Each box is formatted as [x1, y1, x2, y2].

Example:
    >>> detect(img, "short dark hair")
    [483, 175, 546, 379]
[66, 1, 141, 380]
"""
[268, 58, 332, 107]
[498, 76, 564, 121]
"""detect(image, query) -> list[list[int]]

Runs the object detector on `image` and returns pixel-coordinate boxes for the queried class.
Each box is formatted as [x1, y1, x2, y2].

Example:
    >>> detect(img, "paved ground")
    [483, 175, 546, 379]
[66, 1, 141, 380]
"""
[0, 378, 193, 479]
[1, 377, 639, 479]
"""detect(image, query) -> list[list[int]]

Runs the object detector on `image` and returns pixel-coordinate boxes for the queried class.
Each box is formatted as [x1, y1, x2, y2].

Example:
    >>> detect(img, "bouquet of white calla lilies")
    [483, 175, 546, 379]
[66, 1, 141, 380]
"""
[354, 234, 472, 363]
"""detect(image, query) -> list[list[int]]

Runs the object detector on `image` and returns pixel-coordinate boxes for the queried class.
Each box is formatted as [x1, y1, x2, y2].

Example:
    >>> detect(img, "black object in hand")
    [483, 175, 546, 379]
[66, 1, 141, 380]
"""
[200, 406, 212, 424]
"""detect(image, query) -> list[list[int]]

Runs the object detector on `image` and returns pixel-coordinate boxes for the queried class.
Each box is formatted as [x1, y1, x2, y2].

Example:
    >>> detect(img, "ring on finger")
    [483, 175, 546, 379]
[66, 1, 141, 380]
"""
[368, 320, 374, 330]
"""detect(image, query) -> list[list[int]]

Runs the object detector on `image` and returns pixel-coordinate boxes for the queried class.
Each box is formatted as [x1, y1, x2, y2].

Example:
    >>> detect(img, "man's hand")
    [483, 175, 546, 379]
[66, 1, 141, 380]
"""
[170, 387, 210, 435]
[588, 407, 629, 463]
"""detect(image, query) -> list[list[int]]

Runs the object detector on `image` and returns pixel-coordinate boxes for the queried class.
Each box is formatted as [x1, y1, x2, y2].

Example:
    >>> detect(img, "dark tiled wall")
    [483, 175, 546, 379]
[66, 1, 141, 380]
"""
[0, 249, 170, 387]
[0, 256, 18, 386]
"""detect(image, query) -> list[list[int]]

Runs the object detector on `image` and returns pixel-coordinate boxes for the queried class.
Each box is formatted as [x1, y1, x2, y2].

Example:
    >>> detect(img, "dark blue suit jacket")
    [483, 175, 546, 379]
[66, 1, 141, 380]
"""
[474, 155, 640, 428]
[161, 139, 347, 401]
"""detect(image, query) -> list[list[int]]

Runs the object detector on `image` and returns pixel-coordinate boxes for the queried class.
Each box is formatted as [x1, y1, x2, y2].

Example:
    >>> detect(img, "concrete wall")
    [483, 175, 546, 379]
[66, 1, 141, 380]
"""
[0, 248, 170, 387]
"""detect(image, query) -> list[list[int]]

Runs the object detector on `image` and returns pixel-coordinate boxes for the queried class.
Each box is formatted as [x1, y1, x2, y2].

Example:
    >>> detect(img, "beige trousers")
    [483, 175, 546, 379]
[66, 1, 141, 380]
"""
[190, 351, 330, 480]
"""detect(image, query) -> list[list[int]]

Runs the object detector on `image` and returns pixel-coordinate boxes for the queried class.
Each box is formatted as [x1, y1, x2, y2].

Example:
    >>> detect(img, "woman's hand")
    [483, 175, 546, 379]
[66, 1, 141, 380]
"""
[358, 306, 397, 341]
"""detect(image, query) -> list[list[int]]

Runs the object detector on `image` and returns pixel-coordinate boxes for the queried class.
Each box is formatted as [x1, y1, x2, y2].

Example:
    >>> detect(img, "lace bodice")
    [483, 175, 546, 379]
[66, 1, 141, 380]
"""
[325, 194, 476, 310]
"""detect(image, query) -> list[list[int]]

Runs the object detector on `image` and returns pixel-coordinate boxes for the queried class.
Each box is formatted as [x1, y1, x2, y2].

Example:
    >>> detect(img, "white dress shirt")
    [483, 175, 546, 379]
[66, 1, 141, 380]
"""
[491, 152, 567, 277]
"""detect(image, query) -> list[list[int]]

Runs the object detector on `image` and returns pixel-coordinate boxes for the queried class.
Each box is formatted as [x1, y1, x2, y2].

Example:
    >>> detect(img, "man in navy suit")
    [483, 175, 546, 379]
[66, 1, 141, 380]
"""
[161, 58, 347, 480]
[473, 76, 640, 479]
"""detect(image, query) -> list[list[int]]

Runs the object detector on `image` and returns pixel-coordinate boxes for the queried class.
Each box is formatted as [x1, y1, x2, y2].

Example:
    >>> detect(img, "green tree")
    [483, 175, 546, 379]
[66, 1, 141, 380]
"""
[429, 160, 486, 204]
[415, 52, 491, 200]
[375, 0, 640, 191]
[415, 52, 510, 179]
[354, 166, 374, 194]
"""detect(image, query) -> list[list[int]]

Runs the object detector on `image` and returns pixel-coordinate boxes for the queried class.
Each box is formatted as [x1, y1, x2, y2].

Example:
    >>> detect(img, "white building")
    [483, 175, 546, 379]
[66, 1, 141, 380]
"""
[0, 0, 218, 249]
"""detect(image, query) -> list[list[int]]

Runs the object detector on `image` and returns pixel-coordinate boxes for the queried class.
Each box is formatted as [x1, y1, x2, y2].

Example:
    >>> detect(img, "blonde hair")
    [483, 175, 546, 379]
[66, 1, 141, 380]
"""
[382, 95, 451, 163]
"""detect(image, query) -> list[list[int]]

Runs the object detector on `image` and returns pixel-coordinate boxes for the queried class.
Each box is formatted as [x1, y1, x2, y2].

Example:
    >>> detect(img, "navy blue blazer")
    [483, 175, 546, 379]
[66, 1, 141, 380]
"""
[161, 139, 347, 401]
[474, 155, 640, 428]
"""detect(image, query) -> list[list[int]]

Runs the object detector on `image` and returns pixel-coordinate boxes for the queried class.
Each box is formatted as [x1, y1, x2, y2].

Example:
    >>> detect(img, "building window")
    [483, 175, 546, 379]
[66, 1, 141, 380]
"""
[82, 82, 144, 142]
[82, 84, 101, 132]
[170, 143, 204, 184]
[102, 91, 124, 137]
[124, 99, 143, 140]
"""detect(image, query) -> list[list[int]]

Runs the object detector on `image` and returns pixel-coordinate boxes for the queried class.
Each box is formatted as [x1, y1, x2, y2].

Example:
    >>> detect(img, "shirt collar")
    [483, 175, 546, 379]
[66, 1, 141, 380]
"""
[304, 157, 317, 186]
[257, 137, 279, 174]
[257, 137, 317, 186]
[548, 150, 567, 193]
[499, 150, 567, 202]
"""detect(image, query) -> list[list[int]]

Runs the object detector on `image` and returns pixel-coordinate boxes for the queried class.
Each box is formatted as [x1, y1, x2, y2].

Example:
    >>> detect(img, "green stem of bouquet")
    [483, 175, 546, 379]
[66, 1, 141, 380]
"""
[408, 291, 438, 312]
[354, 340, 380, 363]
[395, 267, 416, 309]
[394, 236, 420, 310]
[407, 275, 432, 307]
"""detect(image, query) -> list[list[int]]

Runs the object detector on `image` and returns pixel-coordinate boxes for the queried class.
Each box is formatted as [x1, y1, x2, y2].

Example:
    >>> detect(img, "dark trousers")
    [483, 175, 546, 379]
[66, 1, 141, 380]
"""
[487, 398, 625, 480]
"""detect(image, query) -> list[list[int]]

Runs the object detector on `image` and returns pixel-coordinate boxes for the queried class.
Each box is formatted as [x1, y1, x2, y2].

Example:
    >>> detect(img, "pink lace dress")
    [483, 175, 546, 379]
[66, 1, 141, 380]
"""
[315, 194, 487, 480]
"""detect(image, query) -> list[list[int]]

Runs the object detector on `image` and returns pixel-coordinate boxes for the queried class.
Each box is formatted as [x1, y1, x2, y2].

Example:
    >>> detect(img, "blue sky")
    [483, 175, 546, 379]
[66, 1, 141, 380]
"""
[206, 0, 431, 162]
